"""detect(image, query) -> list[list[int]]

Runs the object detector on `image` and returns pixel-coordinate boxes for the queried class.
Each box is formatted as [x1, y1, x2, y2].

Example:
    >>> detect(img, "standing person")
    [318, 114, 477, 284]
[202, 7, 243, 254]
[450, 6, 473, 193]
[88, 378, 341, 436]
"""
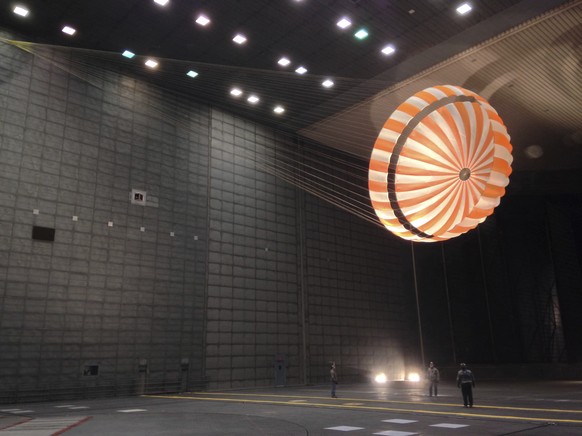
[330, 362, 338, 398]
[456, 363, 475, 407]
[426, 361, 440, 397]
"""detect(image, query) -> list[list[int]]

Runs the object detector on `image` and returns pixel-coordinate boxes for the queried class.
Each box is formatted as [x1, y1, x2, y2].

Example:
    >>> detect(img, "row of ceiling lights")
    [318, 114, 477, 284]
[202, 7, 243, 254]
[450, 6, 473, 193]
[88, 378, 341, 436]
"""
[11, 0, 473, 117]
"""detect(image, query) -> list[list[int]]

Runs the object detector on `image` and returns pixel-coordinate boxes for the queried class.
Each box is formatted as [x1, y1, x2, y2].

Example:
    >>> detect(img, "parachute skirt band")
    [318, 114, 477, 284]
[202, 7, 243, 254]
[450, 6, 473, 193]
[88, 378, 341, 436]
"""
[368, 85, 513, 242]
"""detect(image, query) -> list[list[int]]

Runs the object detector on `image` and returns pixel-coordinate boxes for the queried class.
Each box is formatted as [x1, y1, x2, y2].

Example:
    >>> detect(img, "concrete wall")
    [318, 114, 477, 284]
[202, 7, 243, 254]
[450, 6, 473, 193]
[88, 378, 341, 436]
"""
[0, 33, 414, 399]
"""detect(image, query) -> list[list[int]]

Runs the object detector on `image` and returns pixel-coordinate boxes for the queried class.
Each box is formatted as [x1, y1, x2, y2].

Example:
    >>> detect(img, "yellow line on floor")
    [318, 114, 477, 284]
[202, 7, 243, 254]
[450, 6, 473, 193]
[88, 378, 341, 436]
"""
[180, 391, 582, 414]
[143, 394, 582, 424]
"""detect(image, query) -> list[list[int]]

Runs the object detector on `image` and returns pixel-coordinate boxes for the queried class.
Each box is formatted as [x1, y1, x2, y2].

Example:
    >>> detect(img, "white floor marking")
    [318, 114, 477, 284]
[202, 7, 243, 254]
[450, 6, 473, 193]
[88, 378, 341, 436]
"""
[0, 416, 88, 436]
[382, 419, 418, 424]
[430, 423, 469, 428]
[117, 409, 147, 413]
[342, 403, 364, 406]
[289, 399, 307, 403]
[324, 426, 365, 431]
[373, 431, 418, 436]
[54, 405, 75, 408]
[1, 409, 33, 413]
[68, 406, 89, 409]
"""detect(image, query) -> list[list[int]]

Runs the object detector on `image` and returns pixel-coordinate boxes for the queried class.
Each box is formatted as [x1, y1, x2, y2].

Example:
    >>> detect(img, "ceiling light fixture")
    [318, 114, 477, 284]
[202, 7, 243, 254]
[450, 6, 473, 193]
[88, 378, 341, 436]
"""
[278, 57, 291, 67]
[247, 95, 260, 104]
[154, 0, 169, 6]
[122, 50, 135, 58]
[336, 17, 352, 29]
[456, 3, 472, 14]
[13, 6, 29, 17]
[295, 66, 307, 75]
[196, 14, 210, 26]
[322, 79, 334, 88]
[62, 26, 76, 36]
[354, 29, 368, 40]
[274, 106, 285, 114]
[145, 59, 158, 68]
[381, 44, 396, 55]
[233, 34, 247, 45]
[230, 88, 243, 97]
[186, 70, 198, 78]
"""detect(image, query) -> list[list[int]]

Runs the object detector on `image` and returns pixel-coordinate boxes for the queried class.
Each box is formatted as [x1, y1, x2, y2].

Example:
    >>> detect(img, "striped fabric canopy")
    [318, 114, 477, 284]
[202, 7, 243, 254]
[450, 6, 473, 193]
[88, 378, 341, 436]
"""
[369, 85, 513, 242]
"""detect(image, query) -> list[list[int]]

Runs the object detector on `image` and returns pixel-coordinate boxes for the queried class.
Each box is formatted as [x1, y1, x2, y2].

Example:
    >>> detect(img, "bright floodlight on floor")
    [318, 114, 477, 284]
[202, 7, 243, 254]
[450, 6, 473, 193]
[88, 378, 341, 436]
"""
[186, 70, 198, 78]
[62, 26, 76, 35]
[273, 106, 285, 114]
[295, 66, 307, 75]
[247, 95, 259, 104]
[230, 88, 243, 97]
[122, 50, 135, 58]
[407, 372, 420, 382]
[13, 6, 29, 17]
[374, 373, 387, 383]
[456, 3, 472, 14]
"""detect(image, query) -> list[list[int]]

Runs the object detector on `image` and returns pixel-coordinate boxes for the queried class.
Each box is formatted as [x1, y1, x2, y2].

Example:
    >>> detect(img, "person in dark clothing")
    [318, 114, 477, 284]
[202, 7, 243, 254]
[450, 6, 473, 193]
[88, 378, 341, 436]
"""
[330, 362, 338, 398]
[456, 363, 475, 407]
[426, 361, 440, 397]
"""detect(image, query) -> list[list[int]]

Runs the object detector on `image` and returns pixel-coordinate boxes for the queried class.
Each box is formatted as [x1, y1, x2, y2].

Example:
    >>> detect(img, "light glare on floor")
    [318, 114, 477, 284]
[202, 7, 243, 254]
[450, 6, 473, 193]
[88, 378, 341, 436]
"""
[322, 79, 334, 88]
[230, 88, 243, 97]
[154, 0, 169, 6]
[13, 6, 29, 17]
[186, 70, 198, 78]
[407, 372, 421, 382]
[295, 66, 307, 74]
[247, 95, 259, 104]
[273, 106, 285, 114]
[374, 373, 387, 383]
[122, 50, 135, 58]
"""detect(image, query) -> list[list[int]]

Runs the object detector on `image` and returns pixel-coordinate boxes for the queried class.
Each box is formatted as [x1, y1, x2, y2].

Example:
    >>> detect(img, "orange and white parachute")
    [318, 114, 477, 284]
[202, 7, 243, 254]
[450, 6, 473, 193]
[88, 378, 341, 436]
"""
[368, 85, 513, 242]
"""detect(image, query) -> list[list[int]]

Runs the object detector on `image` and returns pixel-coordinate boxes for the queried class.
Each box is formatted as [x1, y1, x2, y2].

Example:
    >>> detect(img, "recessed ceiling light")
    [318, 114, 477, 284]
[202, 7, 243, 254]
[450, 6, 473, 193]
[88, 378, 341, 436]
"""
[62, 26, 76, 36]
[456, 3, 472, 14]
[322, 79, 334, 88]
[122, 50, 135, 58]
[295, 66, 307, 75]
[145, 59, 158, 68]
[230, 88, 243, 97]
[381, 44, 396, 55]
[278, 57, 291, 67]
[247, 95, 260, 104]
[274, 106, 285, 114]
[154, 0, 169, 5]
[187, 70, 198, 78]
[13, 6, 29, 17]
[196, 14, 210, 26]
[354, 29, 368, 40]
[233, 34, 247, 45]
[409, 9, 415, 14]
[336, 17, 352, 29]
